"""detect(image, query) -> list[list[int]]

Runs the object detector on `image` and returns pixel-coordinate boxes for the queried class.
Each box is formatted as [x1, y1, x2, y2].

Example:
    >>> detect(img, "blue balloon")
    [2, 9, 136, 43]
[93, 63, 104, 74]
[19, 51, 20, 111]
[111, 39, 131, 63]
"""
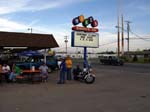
[88, 16, 94, 23]
[72, 17, 80, 25]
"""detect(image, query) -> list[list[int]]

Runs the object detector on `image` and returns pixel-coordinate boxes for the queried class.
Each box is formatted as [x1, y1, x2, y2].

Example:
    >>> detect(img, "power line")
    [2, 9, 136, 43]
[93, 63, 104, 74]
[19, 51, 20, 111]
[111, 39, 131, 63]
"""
[125, 37, 150, 40]
[129, 30, 150, 41]
[99, 40, 117, 46]
[116, 25, 150, 41]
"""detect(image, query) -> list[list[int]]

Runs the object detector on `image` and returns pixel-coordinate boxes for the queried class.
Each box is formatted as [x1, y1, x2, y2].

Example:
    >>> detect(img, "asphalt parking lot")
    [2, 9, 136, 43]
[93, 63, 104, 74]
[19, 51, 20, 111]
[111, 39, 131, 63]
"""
[0, 62, 150, 112]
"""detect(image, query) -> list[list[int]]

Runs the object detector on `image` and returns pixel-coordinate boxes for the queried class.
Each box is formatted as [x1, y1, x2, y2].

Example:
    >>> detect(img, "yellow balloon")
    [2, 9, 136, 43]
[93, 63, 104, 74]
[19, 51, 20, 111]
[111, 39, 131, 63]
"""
[79, 15, 84, 23]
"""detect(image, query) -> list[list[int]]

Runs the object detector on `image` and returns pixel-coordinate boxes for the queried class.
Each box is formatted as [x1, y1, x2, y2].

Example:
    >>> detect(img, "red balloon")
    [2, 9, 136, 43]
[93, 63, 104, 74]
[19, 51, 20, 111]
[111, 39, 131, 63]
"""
[91, 20, 98, 27]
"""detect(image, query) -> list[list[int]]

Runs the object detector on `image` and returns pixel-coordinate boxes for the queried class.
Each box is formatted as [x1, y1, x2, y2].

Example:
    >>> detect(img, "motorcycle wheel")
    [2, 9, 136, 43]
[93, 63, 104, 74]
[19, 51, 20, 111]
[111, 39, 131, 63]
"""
[85, 75, 95, 84]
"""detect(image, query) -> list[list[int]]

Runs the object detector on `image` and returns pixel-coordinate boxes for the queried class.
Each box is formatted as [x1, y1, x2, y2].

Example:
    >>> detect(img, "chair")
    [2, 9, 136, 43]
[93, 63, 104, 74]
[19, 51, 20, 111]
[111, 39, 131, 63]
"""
[31, 73, 42, 83]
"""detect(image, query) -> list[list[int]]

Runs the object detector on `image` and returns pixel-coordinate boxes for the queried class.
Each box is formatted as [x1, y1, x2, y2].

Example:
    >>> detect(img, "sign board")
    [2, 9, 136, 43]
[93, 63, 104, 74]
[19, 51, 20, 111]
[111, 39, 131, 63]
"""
[71, 31, 99, 48]
[72, 26, 99, 32]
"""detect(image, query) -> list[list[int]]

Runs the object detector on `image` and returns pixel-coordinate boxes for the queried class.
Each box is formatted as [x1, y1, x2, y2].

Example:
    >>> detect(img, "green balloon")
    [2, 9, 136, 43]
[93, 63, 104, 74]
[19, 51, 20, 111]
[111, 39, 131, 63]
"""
[82, 19, 89, 27]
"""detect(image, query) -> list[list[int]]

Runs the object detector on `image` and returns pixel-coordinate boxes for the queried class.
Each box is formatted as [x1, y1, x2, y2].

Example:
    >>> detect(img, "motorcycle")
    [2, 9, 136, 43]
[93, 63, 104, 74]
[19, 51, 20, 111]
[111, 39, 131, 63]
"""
[73, 67, 95, 84]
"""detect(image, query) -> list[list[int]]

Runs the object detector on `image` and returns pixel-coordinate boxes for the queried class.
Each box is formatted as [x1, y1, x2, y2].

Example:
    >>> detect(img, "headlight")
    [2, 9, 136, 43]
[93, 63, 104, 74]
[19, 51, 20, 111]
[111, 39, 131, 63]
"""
[83, 68, 87, 72]
[89, 68, 92, 72]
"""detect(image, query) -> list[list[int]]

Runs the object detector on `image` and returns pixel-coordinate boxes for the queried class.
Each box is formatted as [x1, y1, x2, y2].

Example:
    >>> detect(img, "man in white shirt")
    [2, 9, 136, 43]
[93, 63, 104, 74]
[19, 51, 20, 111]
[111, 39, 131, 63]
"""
[2, 63, 10, 83]
[39, 62, 49, 82]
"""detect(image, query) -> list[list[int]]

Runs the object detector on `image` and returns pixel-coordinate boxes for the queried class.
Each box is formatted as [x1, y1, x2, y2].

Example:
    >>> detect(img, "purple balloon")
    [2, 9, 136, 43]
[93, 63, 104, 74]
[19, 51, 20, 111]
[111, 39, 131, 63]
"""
[72, 17, 80, 25]
[88, 16, 94, 23]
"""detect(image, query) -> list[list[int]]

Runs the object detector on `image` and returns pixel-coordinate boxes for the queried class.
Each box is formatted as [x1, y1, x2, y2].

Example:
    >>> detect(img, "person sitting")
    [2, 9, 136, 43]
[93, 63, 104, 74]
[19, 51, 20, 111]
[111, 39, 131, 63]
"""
[0, 64, 2, 83]
[9, 63, 22, 82]
[73, 65, 82, 80]
[39, 62, 49, 82]
[2, 63, 11, 83]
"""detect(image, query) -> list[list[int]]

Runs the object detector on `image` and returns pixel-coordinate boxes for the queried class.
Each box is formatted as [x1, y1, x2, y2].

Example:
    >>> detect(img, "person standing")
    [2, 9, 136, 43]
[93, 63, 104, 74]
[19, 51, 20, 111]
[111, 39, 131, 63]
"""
[57, 58, 62, 69]
[39, 62, 49, 82]
[66, 55, 72, 80]
[0, 62, 2, 83]
[57, 58, 66, 84]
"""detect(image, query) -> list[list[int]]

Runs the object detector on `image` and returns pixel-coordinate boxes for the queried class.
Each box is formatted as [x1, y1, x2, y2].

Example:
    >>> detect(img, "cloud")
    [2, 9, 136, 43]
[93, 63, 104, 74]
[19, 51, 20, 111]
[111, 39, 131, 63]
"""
[0, 0, 91, 15]
[0, 0, 30, 14]
[0, 18, 28, 31]
[0, 17, 71, 47]
[138, 5, 150, 13]
[0, 15, 149, 52]
[125, 1, 150, 14]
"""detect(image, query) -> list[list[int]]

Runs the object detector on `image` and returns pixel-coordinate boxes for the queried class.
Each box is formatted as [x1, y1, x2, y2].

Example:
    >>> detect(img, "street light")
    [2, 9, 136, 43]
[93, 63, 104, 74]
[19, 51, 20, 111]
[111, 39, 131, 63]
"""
[64, 36, 68, 54]
[28, 28, 32, 33]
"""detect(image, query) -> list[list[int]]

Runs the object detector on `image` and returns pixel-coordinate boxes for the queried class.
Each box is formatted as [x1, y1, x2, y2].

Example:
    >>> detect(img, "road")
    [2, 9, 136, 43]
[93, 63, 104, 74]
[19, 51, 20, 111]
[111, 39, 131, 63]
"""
[0, 63, 150, 112]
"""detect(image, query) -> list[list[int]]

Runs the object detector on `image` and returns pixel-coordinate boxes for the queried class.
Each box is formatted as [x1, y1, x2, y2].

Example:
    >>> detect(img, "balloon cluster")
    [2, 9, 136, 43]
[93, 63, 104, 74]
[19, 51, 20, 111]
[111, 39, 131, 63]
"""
[72, 15, 98, 27]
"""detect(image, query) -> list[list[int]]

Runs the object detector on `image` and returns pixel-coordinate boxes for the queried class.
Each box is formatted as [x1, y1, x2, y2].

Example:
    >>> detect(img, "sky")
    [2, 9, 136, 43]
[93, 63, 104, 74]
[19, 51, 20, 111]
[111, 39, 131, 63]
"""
[0, 0, 150, 53]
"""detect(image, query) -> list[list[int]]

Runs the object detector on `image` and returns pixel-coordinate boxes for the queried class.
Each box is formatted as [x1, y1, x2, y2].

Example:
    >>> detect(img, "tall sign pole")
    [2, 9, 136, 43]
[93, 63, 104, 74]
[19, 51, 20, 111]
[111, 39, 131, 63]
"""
[84, 47, 87, 68]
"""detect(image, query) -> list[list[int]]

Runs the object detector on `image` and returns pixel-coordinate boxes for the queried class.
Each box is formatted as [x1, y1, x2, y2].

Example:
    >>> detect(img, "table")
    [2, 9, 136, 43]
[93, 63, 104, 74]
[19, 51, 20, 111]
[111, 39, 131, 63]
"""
[22, 70, 40, 73]
[22, 70, 41, 83]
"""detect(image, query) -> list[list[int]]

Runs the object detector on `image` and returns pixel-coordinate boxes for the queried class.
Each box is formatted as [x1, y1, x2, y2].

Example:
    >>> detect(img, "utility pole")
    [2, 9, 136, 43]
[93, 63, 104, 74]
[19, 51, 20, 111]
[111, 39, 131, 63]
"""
[125, 21, 131, 55]
[121, 15, 124, 56]
[117, 16, 120, 57]
[64, 36, 68, 54]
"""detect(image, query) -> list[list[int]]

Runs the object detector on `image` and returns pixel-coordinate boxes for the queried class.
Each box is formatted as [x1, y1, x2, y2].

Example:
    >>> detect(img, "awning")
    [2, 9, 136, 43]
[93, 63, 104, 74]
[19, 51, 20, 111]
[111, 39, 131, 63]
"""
[0, 31, 59, 53]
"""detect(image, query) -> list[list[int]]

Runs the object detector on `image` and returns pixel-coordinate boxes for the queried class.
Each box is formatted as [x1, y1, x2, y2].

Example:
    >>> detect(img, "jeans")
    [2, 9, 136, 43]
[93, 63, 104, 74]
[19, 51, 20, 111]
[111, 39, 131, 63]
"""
[59, 71, 66, 83]
[67, 68, 72, 80]
[40, 73, 48, 80]
[9, 72, 15, 81]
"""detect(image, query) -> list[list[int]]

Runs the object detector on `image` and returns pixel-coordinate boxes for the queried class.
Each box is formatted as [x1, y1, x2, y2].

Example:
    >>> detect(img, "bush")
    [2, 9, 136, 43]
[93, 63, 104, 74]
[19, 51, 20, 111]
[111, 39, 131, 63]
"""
[133, 55, 138, 62]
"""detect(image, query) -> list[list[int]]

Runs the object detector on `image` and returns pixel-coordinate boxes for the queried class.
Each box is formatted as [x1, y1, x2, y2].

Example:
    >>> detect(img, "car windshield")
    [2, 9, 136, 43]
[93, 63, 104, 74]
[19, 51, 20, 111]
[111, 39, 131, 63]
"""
[25, 56, 43, 63]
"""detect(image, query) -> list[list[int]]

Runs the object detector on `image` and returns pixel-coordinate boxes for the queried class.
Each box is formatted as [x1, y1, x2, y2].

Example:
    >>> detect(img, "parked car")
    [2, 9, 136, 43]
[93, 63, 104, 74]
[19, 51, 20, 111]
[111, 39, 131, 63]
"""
[99, 56, 124, 66]
[55, 55, 63, 60]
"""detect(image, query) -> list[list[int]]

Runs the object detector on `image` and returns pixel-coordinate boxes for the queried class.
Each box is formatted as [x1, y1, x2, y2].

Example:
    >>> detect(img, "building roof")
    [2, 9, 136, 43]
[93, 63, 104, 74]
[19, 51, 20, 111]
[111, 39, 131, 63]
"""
[0, 31, 59, 52]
